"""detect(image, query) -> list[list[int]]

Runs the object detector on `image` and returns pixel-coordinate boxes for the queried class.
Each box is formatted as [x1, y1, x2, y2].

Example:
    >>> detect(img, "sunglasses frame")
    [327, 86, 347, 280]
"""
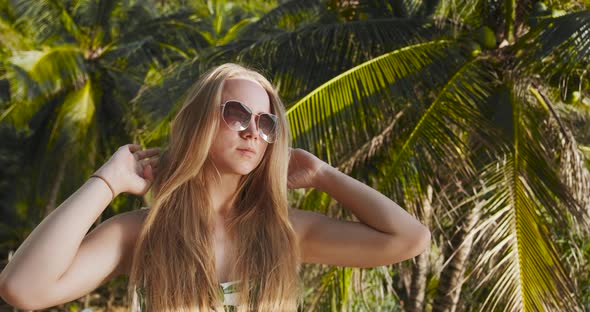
[220, 100, 279, 143]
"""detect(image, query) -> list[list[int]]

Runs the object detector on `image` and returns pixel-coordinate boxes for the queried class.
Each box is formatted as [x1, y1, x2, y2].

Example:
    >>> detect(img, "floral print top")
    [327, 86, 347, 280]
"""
[131, 280, 241, 312]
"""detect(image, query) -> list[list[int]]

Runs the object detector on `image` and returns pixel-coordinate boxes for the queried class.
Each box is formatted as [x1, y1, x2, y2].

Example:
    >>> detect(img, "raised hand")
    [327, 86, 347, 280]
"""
[287, 148, 330, 189]
[93, 144, 160, 196]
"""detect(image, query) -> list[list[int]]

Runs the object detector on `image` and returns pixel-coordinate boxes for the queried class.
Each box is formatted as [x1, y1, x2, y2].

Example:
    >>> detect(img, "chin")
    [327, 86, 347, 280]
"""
[225, 163, 254, 176]
[239, 161, 264, 176]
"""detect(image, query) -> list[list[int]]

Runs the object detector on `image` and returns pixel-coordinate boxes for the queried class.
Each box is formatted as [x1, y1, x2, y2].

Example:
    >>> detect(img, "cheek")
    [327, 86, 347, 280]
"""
[257, 145, 269, 162]
[210, 130, 231, 157]
[214, 127, 237, 145]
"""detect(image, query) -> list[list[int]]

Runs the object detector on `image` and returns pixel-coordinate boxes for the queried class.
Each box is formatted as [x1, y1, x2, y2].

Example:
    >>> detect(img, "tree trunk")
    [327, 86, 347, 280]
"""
[432, 204, 481, 312]
[43, 155, 68, 218]
[406, 185, 433, 312]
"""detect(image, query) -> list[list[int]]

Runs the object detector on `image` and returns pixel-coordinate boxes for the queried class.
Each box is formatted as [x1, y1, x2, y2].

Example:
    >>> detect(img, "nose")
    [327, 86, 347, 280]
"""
[240, 115, 259, 141]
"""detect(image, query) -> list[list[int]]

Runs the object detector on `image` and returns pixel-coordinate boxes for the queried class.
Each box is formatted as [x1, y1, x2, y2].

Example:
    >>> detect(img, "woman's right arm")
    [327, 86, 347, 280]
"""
[0, 144, 159, 310]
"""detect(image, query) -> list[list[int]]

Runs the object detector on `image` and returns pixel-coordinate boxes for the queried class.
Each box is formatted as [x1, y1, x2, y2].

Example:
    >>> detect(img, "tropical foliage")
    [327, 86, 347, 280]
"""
[1, 0, 589, 311]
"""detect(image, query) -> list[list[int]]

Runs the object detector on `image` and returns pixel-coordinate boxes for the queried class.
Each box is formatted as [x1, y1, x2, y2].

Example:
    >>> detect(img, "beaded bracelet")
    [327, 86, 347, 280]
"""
[90, 174, 116, 201]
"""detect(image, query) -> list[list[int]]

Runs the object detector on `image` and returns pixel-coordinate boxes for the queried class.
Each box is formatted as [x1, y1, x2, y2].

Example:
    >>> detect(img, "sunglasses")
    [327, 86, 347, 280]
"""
[220, 100, 279, 143]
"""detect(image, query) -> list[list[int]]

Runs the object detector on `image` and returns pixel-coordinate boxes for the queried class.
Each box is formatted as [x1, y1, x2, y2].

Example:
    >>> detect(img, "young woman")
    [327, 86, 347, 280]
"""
[0, 63, 431, 311]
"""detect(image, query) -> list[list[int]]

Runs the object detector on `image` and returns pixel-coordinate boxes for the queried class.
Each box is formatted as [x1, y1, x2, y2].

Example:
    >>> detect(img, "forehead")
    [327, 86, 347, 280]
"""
[222, 78, 271, 114]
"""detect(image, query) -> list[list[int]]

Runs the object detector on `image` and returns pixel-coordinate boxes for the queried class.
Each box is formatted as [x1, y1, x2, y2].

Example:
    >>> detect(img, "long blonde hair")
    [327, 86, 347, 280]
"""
[127, 63, 303, 311]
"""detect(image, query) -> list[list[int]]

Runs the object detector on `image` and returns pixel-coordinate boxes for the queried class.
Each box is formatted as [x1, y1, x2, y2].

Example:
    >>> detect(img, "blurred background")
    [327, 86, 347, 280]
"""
[0, 0, 589, 311]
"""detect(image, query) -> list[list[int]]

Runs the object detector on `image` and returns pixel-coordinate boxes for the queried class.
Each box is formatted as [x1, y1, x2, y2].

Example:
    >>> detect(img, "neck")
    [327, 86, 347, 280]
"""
[209, 173, 243, 217]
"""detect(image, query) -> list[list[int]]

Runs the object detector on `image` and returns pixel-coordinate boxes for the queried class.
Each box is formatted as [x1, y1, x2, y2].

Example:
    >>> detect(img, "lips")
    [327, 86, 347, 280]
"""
[237, 147, 256, 155]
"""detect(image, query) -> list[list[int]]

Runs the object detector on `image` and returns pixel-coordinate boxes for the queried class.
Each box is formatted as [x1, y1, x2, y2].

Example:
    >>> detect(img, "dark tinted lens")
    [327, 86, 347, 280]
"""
[223, 101, 251, 130]
[259, 113, 278, 143]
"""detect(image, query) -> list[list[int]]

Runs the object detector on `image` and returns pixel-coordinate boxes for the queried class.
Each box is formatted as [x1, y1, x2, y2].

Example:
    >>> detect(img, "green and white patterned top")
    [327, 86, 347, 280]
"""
[131, 280, 241, 312]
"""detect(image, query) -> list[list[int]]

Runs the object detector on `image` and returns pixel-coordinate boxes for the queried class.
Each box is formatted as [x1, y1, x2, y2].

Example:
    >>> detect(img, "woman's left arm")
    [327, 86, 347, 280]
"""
[288, 148, 431, 268]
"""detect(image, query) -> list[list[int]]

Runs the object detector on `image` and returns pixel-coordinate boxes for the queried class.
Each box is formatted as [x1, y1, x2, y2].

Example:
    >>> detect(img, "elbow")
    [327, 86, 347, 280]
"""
[386, 225, 431, 264]
[0, 281, 28, 310]
[0, 279, 46, 311]
[404, 225, 431, 260]
[414, 225, 431, 255]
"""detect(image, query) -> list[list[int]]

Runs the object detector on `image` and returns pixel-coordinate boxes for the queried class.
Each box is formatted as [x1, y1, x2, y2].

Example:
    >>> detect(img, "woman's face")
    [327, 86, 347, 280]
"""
[209, 78, 272, 176]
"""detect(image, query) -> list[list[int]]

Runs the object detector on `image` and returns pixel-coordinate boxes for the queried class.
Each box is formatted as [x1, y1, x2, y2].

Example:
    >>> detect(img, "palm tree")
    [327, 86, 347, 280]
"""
[174, 0, 588, 310]
[0, 0, 285, 309]
[0, 0, 209, 309]
[0, 0, 209, 216]
[2, 0, 587, 310]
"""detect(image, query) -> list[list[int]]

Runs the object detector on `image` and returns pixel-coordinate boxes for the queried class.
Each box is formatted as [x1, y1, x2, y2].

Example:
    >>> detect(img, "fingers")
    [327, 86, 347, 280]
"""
[148, 158, 159, 168]
[142, 148, 161, 158]
[127, 144, 142, 153]
[144, 164, 154, 181]
[139, 158, 159, 175]
[133, 147, 161, 159]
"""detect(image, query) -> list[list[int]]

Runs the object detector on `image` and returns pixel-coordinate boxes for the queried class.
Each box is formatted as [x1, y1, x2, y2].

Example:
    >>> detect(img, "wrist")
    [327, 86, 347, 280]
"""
[90, 170, 121, 199]
[89, 175, 117, 200]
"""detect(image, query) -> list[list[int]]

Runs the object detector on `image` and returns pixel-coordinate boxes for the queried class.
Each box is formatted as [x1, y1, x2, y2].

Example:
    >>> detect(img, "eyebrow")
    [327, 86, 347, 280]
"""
[226, 99, 272, 115]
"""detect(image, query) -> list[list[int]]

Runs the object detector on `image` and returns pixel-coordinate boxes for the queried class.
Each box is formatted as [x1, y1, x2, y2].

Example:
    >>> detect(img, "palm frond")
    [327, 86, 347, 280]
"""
[214, 17, 258, 46]
[337, 108, 407, 174]
[48, 79, 97, 149]
[132, 59, 203, 145]
[211, 18, 442, 102]
[240, 0, 325, 36]
[359, 57, 497, 199]
[432, 0, 489, 26]
[70, 0, 119, 46]
[466, 81, 585, 311]
[470, 157, 581, 311]
[391, 59, 495, 177]
[285, 39, 465, 165]
[514, 11, 590, 85]
[359, 0, 429, 18]
[2, 47, 87, 127]
[12, 0, 82, 44]
[102, 9, 209, 66]
[304, 266, 353, 312]
[529, 86, 590, 230]
[7, 46, 87, 96]
[0, 5, 34, 51]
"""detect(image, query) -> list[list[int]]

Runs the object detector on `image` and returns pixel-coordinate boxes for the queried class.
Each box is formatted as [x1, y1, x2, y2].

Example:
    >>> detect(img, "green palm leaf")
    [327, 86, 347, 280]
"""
[467, 82, 584, 311]
[377, 57, 497, 196]
[101, 9, 209, 64]
[48, 79, 97, 149]
[70, 0, 119, 45]
[529, 86, 590, 229]
[8, 46, 87, 95]
[515, 11, 590, 86]
[213, 17, 436, 102]
[286, 39, 460, 165]
[305, 266, 353, 312]
[12, 0, 82, 44]
[3, 46, 87, 127]
[431, 0, 488, 25]
[471, 158, 581, 311]
[0, 3, 34, 51]
[240, 0, 324, 35]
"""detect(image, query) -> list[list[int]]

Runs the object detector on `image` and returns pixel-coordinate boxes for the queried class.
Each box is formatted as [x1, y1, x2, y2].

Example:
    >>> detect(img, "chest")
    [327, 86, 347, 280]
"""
[213, 226, 236, 284]
[211, 210, 302, 283]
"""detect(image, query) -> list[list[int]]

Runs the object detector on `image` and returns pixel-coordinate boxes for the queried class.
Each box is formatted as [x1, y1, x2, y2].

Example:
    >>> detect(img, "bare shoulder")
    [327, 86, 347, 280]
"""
[119, 206, 150, 226]
[114, 208, 149, 273]
[85, 207, 150, 278]
[116, 207, 148, 232]
[104, 207, 149, 239]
